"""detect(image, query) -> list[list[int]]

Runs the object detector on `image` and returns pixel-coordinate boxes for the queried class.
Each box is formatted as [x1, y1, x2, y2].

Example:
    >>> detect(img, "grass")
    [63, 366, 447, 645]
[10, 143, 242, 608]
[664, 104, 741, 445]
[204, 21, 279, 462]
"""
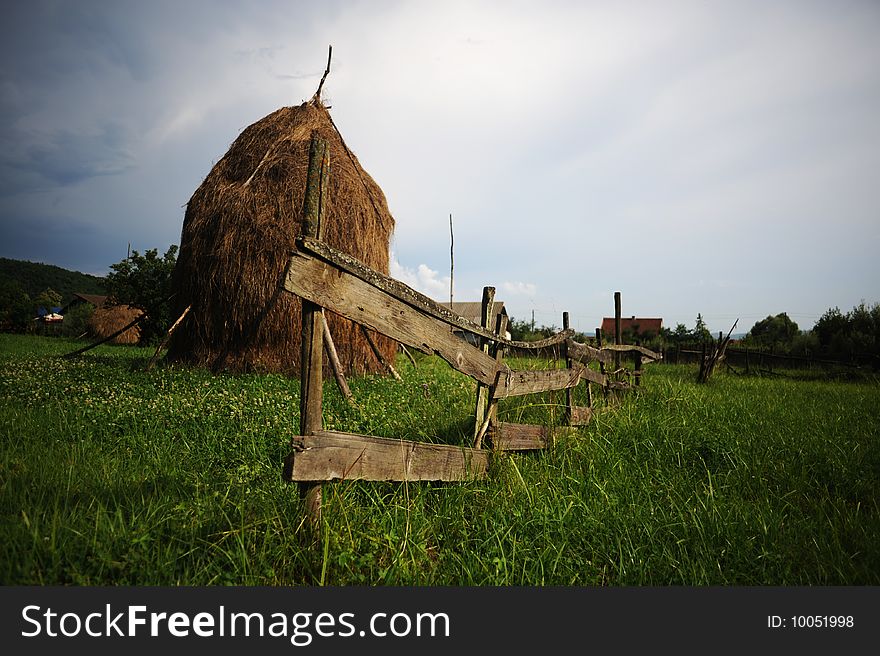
[1, 333, 878, 585]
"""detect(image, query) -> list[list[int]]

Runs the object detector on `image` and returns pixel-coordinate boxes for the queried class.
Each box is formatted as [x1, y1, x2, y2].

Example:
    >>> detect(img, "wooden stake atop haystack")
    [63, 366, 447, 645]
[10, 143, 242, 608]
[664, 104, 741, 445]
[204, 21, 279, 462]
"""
[698, 319, 738, 383]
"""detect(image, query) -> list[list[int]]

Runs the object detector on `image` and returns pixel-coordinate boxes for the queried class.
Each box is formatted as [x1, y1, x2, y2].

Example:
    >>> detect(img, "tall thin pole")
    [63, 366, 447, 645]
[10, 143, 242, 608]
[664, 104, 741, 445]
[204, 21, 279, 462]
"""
[449, 213, 454, 312]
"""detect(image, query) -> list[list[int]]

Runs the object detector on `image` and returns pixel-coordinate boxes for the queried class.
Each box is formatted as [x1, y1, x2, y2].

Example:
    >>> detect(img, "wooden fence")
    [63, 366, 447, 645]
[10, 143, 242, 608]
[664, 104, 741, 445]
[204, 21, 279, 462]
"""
[665, 345, 870, 372]
[281, 134, 661, 522]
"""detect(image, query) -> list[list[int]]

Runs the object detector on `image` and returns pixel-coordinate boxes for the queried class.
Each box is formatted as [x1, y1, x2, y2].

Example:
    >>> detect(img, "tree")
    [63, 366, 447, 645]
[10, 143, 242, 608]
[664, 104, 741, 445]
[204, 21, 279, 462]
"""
[507, 317, 557, 342]
[814, 307, 847, 348]
[747, 312, 799, 350]
[670, 323, 691, 344]
[105, 245, 178, 344]
[812, 302, 880, 365]
[790, 330, 819, 357]
[34, 288, 62, 314]
[847, 301, 879, 356]
[60, 302, 94, 338]
[693, 313, 712, 343]
[0, 279, 32, 332]
[507, 317, 533, 341]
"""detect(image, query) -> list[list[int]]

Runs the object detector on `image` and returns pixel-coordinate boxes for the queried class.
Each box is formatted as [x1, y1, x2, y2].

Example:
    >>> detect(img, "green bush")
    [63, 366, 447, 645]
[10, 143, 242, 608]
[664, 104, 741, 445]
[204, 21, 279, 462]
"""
[60, 303, 94, 338]
[0, 279, 32, 332]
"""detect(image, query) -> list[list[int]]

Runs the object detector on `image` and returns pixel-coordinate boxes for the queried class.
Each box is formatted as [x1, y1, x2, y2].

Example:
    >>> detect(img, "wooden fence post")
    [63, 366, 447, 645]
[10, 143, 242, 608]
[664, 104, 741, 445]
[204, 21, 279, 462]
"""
[475, 312, 508, 449]
[473, 286, 495, 443]
[699, 341, 707, 381]
[596, 328, 608, 403]
[298, 132, 329, 528]
[634, 338, 642, 388]
[614, 291, 622, 371]
[563, 311, 574, 424]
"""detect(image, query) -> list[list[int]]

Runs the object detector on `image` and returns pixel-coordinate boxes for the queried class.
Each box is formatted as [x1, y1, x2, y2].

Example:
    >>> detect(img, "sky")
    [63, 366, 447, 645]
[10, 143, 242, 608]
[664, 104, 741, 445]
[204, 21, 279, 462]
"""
[1, 0, 878, 335]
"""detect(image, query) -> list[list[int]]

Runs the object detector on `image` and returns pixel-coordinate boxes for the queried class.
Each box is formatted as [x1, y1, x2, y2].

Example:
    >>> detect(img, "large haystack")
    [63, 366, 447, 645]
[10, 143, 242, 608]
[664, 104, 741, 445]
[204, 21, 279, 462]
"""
[167, 99, 397, 375]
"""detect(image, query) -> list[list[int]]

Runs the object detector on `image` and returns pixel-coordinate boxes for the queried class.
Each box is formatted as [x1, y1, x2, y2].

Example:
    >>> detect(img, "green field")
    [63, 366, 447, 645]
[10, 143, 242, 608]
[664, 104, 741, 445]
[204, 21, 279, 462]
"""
[1, 333, 878, 585]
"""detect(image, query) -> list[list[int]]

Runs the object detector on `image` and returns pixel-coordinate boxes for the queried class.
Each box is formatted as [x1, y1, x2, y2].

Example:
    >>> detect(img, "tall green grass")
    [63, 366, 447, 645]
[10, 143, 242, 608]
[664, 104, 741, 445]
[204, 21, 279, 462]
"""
[1, 334, 878, 585]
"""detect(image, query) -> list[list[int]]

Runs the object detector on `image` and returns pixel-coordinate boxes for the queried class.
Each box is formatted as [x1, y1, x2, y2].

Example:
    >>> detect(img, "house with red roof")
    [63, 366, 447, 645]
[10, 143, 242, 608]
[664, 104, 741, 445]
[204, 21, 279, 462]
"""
[599, 316, 663, 340]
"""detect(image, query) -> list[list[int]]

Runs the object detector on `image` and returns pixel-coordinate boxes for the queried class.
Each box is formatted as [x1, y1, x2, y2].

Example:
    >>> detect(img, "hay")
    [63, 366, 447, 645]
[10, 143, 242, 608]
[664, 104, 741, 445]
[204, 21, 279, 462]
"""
[168, 100, 397, 375]
[88, 304, 143, 345]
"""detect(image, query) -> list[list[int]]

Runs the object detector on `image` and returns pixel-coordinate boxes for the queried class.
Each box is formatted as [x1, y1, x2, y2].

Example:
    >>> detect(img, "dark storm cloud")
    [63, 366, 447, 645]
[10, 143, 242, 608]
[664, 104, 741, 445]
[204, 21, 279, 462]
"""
[1, 1, 156, 85]
[0, 212, 122, 274]
[0, 2, 152, 195]
[0, 122, 135, 194]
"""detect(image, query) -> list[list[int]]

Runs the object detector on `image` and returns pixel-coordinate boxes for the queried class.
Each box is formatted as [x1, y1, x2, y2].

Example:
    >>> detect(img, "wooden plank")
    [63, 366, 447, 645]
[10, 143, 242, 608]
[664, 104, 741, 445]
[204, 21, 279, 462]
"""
[599, 344, 662, 361]
[567, 338, 614, 366]
[567, 341, 661, 367]
[297, 236, 573, 350]
[488, 422, 548, 451]
[495, 366, 582, 399]
[577, 365, 607, 387]
[283, 431, 489, 482]
[284, 250, 502, 387]
[569, 406, 593, 426]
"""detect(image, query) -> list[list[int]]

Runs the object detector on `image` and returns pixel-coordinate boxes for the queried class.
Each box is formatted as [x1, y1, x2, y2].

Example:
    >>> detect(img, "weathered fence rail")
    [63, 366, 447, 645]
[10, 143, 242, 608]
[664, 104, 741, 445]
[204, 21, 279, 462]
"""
[282, 132, 660, 524]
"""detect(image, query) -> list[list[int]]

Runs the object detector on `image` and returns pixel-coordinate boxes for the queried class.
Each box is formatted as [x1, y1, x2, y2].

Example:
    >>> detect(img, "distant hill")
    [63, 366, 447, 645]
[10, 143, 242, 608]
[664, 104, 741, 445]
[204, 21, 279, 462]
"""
[0, 257, 106, 304]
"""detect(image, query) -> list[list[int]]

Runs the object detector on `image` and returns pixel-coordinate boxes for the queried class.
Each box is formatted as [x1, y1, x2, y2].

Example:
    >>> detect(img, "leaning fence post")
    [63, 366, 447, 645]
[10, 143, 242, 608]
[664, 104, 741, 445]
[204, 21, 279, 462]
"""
[361, 324, 402, 380]
[321, 310, 353, 404]
[473, 286, 495, 444]
[298, 132, 329, 528]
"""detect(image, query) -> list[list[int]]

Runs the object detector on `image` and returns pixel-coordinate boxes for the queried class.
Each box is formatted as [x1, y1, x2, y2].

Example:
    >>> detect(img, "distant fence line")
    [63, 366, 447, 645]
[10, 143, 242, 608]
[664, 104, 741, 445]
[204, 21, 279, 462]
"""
[662, 345, 873, 371]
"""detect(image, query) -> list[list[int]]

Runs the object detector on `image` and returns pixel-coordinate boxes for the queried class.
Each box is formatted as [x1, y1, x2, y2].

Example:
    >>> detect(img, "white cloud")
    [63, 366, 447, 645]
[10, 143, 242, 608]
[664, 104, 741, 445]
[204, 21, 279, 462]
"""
[390, 254, 451, 300]
[501, 281, 537, 298]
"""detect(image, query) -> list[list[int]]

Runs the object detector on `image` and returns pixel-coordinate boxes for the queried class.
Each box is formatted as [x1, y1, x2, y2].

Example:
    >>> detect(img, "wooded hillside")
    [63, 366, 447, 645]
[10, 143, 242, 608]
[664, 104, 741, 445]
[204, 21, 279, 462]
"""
[0, 257, 105, 304]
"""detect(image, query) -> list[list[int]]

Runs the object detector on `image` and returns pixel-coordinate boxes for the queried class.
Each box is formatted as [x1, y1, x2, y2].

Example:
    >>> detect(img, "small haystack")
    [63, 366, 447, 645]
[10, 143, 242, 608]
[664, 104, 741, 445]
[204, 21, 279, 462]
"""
[88, 304, 143, 345]
[167, 98, 396, 375]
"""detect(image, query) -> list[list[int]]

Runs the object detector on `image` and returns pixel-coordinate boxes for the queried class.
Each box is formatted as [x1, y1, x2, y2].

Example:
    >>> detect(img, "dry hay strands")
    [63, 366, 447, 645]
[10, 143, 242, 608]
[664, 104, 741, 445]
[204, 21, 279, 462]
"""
[168, 100, 397, 376]
[88, 304, 144, 345]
